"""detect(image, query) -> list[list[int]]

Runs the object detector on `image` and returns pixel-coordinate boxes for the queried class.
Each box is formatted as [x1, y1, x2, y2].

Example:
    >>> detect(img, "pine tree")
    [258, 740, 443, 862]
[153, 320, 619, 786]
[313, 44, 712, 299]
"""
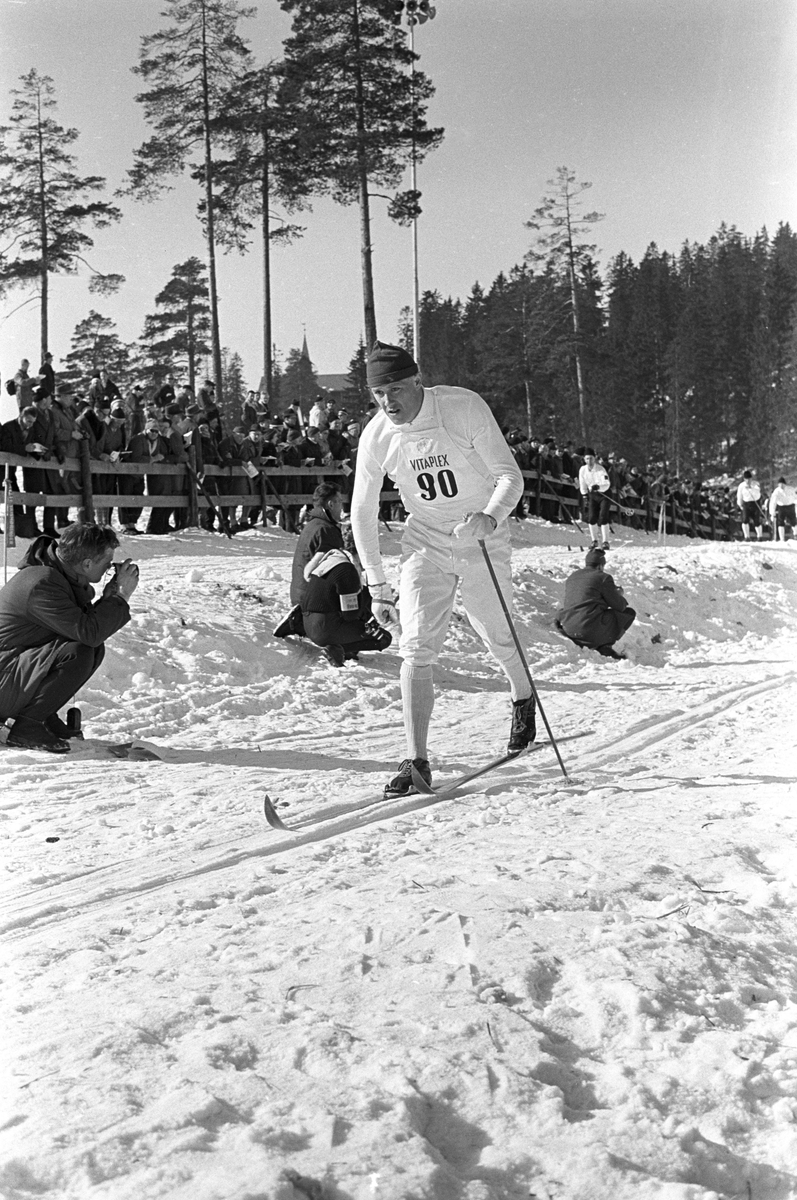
[140, 257, 211, 392]
[525, 167, 604, 443]
[281, 342, 318, 408]
[346, 337, 370, 412]
[123, 0, 254, 403]
[221, 348, 247, 428]
[208, 63, 310, 400]
[0, 69, 122, 360]
[61, 311, 130, 390]
[280, 0, 443, 348]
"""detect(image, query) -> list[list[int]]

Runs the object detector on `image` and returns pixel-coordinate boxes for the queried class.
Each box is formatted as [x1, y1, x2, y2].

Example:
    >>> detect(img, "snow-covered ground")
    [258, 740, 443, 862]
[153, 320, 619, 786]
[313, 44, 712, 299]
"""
[1, 519, 796, 1200]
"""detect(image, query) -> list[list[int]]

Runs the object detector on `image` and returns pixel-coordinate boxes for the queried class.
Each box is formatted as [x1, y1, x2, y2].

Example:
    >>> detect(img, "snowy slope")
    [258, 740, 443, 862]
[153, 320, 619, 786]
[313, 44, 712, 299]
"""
[1, 521, 796, 1200]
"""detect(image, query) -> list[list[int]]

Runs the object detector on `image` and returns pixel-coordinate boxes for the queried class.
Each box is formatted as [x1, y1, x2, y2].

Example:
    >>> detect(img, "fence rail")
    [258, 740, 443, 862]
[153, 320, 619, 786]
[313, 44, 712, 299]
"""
[0, 450, 745, 540]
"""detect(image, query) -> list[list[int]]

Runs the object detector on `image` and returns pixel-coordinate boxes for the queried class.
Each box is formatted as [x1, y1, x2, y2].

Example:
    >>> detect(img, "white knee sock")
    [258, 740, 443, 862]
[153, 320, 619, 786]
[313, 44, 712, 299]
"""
[588, 523, 599, 543]
[601, 524, 610, 544]
[401, 661, 435, 759]
[498, 652, 532, 703]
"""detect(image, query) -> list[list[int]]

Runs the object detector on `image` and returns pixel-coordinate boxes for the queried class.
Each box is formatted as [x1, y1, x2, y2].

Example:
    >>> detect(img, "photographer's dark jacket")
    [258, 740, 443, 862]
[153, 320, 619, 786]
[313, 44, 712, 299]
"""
[301, 551, 371, 649]
[290, 504, 344, 607]
[556, 566, 629, 648]
[0, 537, 130, 718]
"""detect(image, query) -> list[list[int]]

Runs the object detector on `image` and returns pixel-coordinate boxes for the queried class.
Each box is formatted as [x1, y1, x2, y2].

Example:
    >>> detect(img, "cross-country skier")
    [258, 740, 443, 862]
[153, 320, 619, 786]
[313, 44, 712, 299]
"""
[769, 476, 797, 542]
[578, 450, 612, 550]
[736, 470, 764, 541]
[350, 341, 535, 798]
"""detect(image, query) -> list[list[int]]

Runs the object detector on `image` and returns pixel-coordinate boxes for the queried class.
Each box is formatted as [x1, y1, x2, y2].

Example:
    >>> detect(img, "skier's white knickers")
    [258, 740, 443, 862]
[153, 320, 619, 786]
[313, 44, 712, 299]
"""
[398, 520, 517, 668]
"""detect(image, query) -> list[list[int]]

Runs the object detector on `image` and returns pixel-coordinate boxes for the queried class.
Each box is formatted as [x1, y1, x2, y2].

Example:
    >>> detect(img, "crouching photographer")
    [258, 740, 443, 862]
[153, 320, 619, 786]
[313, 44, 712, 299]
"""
[0, 524, 138, 752]
[301, 530, 392, 668]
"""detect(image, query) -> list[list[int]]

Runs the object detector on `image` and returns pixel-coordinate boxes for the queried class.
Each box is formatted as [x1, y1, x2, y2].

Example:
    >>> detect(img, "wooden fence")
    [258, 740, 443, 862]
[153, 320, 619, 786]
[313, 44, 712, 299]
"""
[0, 448, 744, 541]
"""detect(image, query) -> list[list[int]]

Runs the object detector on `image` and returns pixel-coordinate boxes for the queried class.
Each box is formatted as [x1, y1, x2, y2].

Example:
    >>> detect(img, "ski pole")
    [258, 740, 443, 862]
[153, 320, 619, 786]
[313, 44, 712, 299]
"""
[478, 539, 569, 779]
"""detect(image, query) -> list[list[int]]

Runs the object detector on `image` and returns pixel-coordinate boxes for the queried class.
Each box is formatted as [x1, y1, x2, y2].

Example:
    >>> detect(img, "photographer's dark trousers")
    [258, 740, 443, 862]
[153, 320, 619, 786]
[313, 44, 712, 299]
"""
[16, 641, 105, 722]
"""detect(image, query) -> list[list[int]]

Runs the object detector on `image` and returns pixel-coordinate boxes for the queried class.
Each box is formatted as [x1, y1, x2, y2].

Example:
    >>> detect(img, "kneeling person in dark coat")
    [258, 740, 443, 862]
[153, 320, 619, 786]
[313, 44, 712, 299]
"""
[273, 482, 347, 640]
[301, 539, 392, 668]
[0, 524, 138, 752]
[555, 547, 635, 660]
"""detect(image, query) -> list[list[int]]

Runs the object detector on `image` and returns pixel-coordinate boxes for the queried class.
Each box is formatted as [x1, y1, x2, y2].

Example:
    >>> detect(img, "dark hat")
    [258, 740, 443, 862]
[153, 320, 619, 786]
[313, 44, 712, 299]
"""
[585, 548, 606, 568]
[165, 403, 184, 417]
[110, 405, 126, 418]
[743, 470, 752, 479]
[584, 446, 596, 456]
[185, 404, 201, 417]
[232, 425, 247, 435]
[366, 341, 418, 387]
[778, 476, 786, 484]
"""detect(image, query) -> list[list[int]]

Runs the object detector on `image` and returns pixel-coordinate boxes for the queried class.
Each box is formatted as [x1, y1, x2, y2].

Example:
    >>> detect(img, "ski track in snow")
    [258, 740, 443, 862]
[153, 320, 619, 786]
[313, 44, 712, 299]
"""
[1, 521, 796, 1200]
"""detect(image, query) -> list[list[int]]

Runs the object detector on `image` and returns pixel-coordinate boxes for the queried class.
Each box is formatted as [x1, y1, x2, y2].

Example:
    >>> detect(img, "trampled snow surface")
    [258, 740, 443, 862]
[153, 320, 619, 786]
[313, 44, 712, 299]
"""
[1, 521, 796, 1200]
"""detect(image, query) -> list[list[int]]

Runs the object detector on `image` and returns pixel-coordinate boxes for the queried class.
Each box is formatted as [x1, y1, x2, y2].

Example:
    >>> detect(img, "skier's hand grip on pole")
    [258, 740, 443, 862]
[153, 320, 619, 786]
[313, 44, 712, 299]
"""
[453, 511, 497, 540]
[370, 582, 398, 625]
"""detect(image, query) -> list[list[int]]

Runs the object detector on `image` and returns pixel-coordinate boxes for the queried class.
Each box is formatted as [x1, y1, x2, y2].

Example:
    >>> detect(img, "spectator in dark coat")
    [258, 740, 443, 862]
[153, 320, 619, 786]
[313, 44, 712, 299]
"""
[555, 548, 636, 660]
[273, 482, 346, 639]
[300, 543, 392, 667]
[38, 352, 56, 398]
[25, 391, 59, 537]
[0, 523, 137, 752]
[50, 388, 82, 529]
[0, 407, 43, 537]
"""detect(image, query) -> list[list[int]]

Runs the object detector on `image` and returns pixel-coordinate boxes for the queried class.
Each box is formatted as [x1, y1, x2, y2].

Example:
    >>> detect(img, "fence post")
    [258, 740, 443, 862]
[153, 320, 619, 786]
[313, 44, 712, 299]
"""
[186, 448, 199, 528]
[78, 440, 94, 523]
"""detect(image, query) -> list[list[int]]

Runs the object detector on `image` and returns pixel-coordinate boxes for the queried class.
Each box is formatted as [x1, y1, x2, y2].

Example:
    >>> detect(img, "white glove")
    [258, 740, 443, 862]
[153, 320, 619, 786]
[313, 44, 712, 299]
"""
[453, 511, 497, 541]
[370, 582, 398, 625]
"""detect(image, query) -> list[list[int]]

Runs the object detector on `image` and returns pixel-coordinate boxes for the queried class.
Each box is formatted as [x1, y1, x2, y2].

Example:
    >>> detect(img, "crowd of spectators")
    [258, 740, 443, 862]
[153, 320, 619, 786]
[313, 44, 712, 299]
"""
[1, 355, 790, 542]
[501, 429, 787, 541]
[1, 361, 374, 537]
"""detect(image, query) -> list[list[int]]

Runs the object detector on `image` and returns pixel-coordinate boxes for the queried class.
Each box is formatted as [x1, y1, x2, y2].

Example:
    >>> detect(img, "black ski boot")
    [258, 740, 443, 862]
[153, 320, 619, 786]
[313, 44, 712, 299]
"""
[273, 604, 305, 638]
[384, 757, 431, 798]
[507, 695, 536, 755]
[7, 717, 70, 754]
[596, 644, 625, 661]
[322, 644, 346, 668]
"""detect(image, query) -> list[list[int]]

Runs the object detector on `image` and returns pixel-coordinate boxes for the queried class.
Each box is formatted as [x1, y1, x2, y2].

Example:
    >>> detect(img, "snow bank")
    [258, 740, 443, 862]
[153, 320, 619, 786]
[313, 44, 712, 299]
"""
[1, 522, 796, 1199]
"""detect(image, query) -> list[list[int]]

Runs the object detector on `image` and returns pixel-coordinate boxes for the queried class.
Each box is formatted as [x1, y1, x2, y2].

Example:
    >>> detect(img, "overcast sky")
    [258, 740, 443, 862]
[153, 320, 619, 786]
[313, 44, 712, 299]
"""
[1, 0, 795, 392]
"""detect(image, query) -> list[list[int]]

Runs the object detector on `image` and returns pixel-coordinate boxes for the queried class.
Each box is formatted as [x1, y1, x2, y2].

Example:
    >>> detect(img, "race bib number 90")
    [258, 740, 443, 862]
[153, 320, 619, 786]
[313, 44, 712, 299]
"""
[417, 469, 459, 501]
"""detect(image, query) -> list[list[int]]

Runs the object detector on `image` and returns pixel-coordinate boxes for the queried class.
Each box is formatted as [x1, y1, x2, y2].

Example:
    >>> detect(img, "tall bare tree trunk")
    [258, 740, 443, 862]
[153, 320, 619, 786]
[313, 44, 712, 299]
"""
[352, 0, 377, 350]
[200, 0, 224, 403]
[35, 83, 49, 362]
[261, 120, 273, 400]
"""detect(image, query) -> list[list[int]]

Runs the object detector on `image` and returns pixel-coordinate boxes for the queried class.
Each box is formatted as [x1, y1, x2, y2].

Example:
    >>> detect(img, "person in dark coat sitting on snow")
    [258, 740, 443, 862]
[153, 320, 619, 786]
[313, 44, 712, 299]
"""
[0, 524, 138, 752]
[272, 482, 347, 640]
[554, 547, 635, 660]
[301, 535, 392, 667]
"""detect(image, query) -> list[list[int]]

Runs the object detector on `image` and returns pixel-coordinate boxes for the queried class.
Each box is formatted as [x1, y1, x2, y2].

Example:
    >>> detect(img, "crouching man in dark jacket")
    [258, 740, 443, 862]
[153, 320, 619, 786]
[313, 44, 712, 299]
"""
[273, 482, 347, 640]
[555, 547, 635, 660]
[301, 540, 392, 668]
[0, 524, 138, 752]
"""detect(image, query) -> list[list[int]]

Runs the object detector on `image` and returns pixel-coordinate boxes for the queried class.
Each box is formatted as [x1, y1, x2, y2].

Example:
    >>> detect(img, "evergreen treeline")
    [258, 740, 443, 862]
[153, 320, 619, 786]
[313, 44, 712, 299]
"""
[403, 222, 797, 480]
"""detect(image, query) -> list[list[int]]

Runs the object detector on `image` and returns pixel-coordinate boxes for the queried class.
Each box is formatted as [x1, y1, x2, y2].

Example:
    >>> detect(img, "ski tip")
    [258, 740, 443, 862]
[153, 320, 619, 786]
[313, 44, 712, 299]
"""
[410, 765, 436, 796]
[263, 793, 290, 830]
